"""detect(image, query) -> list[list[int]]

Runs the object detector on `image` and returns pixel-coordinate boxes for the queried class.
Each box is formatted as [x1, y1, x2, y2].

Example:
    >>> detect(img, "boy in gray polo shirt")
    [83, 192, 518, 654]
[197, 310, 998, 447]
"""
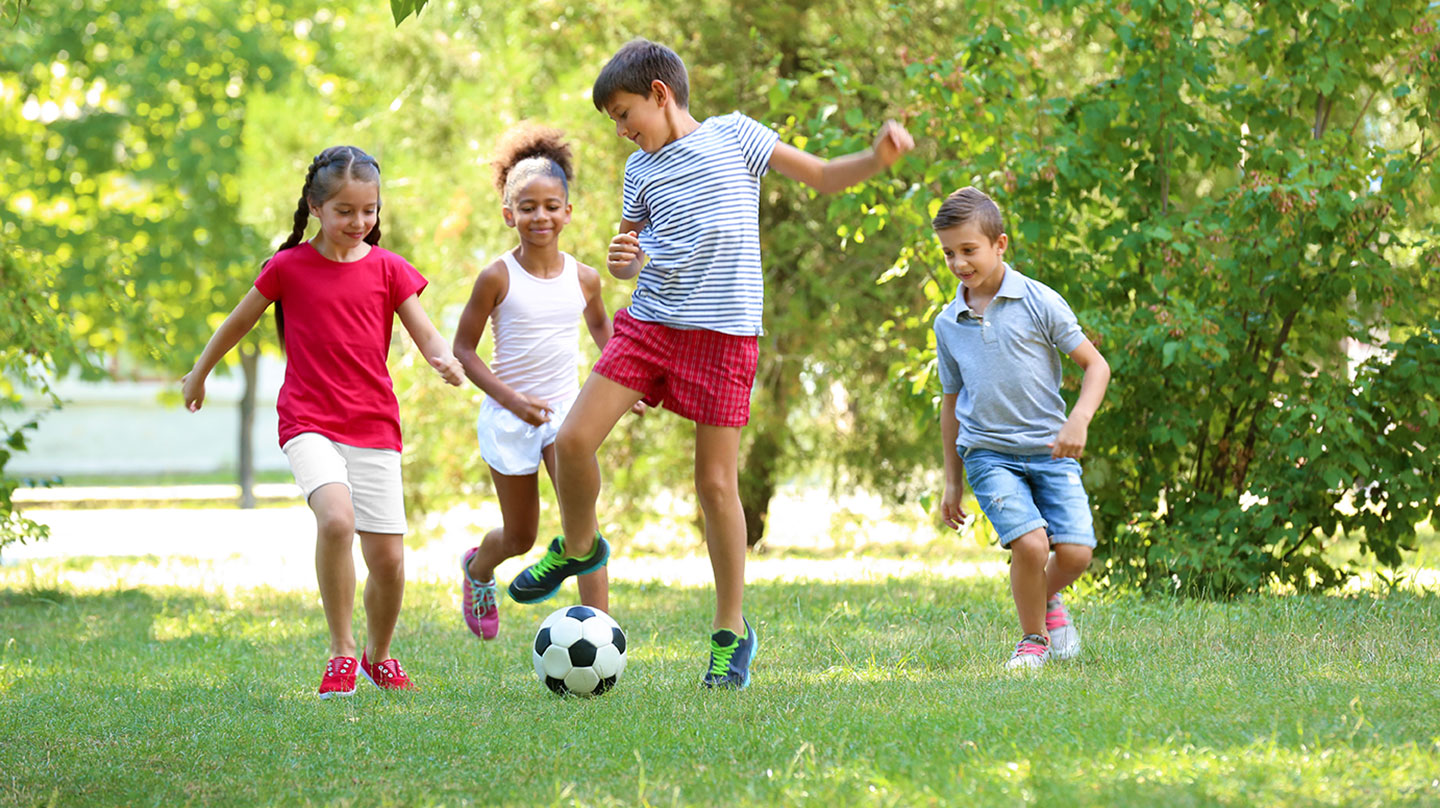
[932, 187, 1111, 671]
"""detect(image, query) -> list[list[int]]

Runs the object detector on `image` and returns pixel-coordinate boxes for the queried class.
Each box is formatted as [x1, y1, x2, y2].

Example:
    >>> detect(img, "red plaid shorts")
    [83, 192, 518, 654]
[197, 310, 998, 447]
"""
[593, 309, 759, 427]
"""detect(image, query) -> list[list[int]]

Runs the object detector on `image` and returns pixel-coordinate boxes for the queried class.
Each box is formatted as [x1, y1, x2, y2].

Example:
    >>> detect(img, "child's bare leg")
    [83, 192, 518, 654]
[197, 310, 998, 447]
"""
[358, 531, 405, 661]
[1045, 544, 1093, 598]
[541, 446, 610, 613]
[695, 423, 745, 633]
[553, 374, 643, 559]
[1008, 528, 1050, 638]
[467, 469, 541, 582]
[311, 483, 358, 658]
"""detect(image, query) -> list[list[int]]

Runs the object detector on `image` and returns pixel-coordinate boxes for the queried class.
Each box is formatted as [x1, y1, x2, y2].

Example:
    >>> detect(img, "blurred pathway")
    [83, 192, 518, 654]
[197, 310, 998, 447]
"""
[3, 488, 1009, 592]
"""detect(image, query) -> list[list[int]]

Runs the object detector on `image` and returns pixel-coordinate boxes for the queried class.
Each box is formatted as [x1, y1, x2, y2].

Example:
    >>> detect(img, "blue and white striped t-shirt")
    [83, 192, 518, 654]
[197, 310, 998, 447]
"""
[621, 112, 780, 336]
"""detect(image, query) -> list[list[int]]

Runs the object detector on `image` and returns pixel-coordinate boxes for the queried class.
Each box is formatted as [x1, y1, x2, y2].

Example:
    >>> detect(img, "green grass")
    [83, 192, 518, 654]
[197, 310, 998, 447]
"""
[2, 565, 1439, 807]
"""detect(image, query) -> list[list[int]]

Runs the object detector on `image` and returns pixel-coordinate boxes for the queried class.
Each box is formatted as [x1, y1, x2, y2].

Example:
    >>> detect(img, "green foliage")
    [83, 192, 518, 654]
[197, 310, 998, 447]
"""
[0, 0, 315, 367]
[813, 0, 1440, 594]
[389, 0, 428, 26]
[0, 243, 90, 550]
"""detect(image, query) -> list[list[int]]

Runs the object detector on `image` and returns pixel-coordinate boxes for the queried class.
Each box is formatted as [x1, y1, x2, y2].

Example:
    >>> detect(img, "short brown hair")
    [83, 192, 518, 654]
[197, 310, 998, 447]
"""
[932, 186, 1004, 241]
[592, 38, 689, 111]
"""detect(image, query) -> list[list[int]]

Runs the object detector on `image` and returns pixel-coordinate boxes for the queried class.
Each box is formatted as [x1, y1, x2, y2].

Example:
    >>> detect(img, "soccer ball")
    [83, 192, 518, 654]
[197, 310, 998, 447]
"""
[532, 605, 627, 696]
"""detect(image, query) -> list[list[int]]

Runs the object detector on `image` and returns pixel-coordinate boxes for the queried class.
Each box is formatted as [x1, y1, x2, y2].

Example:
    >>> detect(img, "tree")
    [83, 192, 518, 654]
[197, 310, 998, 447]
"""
[0, 242, 91, 552]
[816, 0, 1440, 593]
[0, 0, 347, 506]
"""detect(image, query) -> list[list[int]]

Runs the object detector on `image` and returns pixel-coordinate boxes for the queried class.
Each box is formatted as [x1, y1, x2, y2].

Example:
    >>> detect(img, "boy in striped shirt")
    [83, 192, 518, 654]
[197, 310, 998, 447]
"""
[508, 37, 913, 689]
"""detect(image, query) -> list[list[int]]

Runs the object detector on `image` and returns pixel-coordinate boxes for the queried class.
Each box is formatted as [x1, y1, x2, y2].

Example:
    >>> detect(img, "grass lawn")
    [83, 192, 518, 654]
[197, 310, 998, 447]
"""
[2, 557, 1439, 807]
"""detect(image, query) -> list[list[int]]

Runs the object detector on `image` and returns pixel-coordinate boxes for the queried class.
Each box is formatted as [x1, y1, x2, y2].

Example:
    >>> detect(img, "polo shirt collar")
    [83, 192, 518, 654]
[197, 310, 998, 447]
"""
[953, 263, 1025, 319]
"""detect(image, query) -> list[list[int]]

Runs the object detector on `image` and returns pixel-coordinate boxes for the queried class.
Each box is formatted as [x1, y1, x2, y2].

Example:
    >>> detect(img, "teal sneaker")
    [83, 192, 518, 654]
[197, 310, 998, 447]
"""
[507, 533, 609, 604]
[701, 617, 757, 689]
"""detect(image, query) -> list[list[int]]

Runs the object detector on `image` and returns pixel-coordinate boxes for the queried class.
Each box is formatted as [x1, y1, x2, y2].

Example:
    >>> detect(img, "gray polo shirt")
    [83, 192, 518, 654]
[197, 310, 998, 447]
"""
[934, 265, 1087, 455]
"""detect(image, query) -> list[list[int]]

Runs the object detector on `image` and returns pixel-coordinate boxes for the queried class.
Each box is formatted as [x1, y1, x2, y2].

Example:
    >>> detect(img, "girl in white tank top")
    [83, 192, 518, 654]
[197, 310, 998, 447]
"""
[451, 124, 630, 641]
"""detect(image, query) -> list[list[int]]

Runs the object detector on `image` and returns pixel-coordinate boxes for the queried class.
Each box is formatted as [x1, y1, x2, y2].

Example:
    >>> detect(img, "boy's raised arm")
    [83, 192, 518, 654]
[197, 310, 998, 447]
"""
[768, 120, 914, 194]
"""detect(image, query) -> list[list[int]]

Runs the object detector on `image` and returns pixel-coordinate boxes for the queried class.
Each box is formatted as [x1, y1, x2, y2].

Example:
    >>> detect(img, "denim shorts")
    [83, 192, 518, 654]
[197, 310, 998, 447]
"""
[960, 448, 1096, 548]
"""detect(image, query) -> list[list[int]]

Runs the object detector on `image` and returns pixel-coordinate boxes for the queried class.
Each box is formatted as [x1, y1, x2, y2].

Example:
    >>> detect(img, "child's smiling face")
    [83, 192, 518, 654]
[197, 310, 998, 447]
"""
[310, 180, 379, 249]
[504, 176, 571, 247]
[937, 221, 1008, 291]
[604, 87, 673, 153]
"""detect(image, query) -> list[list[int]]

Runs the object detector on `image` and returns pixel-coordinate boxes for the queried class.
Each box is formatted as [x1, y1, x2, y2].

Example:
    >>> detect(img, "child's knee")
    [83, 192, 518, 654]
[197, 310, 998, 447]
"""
[1007, 529, 1050, 566]
[316, 511, 355, 542]
[694, 473, 738, 512]
[366, 548, 405, 581]
[555, 420, 597, 458]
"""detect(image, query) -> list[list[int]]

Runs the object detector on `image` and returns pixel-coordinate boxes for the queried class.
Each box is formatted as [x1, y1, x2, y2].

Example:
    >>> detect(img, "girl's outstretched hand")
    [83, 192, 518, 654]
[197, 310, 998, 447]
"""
[873, 120, 915, 168]
[181, 369, 206, 412]
[430, 354, 465, 386]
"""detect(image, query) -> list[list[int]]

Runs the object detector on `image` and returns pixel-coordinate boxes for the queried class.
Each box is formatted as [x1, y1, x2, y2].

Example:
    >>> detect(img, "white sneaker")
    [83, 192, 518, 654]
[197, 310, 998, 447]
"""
[1004, 633, 1050, 670]
[1046, 595, 1081, 661]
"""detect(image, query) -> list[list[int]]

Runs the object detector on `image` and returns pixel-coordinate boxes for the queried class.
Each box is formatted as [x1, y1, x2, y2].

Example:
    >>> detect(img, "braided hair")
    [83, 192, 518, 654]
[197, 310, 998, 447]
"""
[491, 123, 574, 207]
[270, 145, 383, 340]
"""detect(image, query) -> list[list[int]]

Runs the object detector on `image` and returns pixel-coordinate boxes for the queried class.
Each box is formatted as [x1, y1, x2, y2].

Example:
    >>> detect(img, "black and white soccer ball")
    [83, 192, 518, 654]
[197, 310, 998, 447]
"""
[532, 605, 627, 696]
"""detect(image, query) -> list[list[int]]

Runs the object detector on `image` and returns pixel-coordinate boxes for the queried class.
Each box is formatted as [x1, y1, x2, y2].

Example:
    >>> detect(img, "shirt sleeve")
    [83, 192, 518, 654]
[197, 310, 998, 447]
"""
[389, 253, 428, 310]
[621, 157, 647, 224]
[727, 112, 780, 178]
[1041, 288, 1086, 354]
[254, 256, 283, 301]
[934, 318, 964, 395]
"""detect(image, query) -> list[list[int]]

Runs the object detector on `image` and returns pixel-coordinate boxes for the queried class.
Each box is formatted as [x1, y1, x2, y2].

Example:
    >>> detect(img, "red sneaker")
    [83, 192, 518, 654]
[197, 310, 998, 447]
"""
[318, 656, 358, 699]
[360, 652, 415, 691]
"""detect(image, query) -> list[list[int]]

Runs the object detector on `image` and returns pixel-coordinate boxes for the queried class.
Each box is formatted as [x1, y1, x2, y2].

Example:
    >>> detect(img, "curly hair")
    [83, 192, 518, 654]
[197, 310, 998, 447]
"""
[491, 123, 574, 206]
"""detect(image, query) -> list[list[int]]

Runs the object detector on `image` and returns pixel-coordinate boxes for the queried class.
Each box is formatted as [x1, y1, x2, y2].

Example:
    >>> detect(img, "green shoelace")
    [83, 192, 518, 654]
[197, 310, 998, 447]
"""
[708, 635, 741, 676]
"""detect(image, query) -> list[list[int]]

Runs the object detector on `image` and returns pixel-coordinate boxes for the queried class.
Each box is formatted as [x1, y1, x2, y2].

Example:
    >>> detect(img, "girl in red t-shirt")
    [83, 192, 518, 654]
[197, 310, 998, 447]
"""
[182, 146, 464, 699]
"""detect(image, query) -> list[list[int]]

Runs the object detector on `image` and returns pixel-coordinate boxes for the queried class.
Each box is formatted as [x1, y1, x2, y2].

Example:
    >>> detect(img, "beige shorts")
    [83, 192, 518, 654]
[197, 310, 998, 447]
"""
[282, 432, 407, 535]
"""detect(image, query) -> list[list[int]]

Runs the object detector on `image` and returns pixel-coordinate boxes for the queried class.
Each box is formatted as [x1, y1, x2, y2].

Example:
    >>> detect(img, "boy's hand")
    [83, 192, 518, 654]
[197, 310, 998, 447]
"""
[608, 230, 641, 274]
[629, 400, 649, 417]
[429, 354, 465, 386]
[1049, 417, 1089, 459]
[181, 369, 206, 412]
[506, 393, 555, 427]
[940, 482, 968, 530]
[873, 120, 915, 168]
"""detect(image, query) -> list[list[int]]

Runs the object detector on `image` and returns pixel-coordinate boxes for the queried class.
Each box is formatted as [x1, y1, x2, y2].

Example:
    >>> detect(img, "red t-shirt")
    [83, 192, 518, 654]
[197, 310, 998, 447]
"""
[254, 243, 427, 451]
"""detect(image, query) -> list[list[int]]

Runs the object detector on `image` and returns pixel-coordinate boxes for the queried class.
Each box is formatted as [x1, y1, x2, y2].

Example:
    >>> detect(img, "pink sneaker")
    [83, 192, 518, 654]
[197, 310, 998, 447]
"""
[360, 652, 415, 691]
[1046, 594, 1081, 660]
[1004, 633, 1050, 671]
[461, 546, 500, 640]
[318, 656, 358, 699]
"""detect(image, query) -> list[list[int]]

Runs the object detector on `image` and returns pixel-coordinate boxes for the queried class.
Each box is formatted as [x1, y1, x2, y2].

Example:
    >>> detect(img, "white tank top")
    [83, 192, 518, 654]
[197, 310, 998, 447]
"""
[487, 250, 586, 406]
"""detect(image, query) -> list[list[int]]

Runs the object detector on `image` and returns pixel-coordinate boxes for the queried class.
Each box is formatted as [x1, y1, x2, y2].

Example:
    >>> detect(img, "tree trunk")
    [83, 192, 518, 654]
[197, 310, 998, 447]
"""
[238, 342, 258, 509]
[740, 418, 784, 547]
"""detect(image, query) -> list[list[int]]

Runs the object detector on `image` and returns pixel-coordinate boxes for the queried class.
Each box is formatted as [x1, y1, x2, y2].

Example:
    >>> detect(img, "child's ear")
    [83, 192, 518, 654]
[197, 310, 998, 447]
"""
[649, 79, 670, 106]
[502, 207, 516, 228]
[995, 233, 1009, 254]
